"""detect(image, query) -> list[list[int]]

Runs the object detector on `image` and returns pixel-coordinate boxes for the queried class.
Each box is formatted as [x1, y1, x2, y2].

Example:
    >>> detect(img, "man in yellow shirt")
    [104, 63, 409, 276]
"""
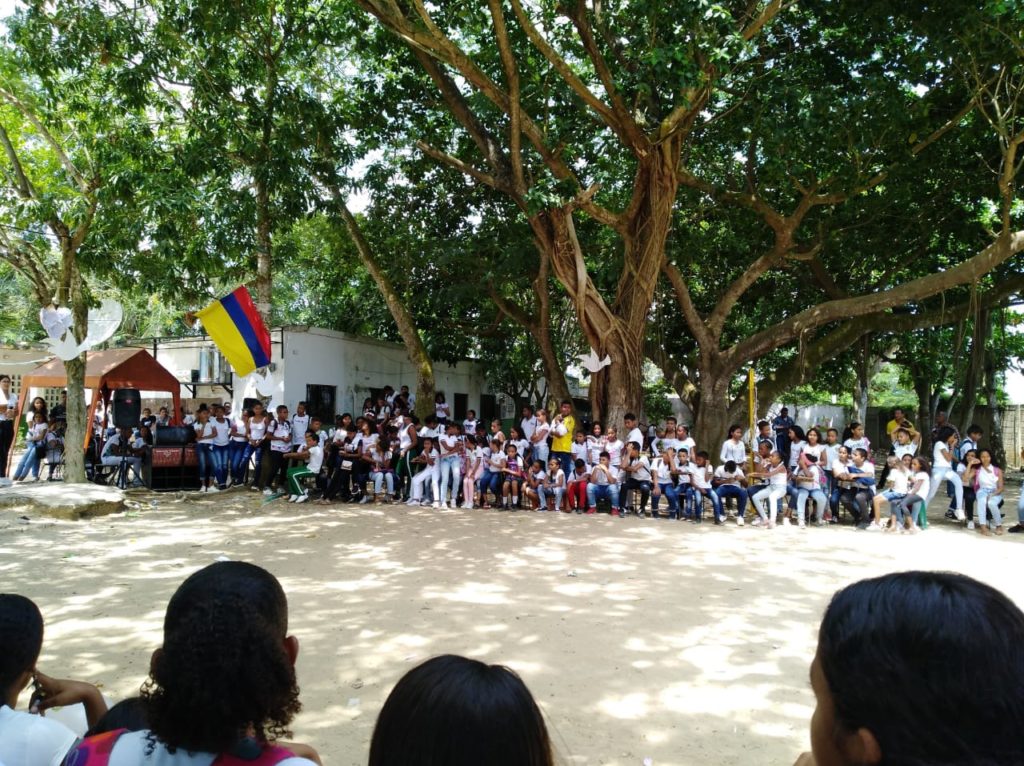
[550, 399, 576, 477]
[886, 408, 914, 445]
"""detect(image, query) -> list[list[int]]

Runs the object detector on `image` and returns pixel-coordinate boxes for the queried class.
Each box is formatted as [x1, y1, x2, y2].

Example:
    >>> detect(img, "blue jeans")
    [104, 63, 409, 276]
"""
[229, 441, 249, 483]
[693, 487, 723, 520]
[533, 443, 549, 466]
[196, 444, 213, 484]
[587, 483, 620, 509]
[715, 484, 747, 516]
[974, 489, 1004, 526]
[439, 455, 461, 504]
[795, 486, 829, 523]
[211, 444, 229, 487]
[652, 482, 679, 514]
[13, 445, 41, 480]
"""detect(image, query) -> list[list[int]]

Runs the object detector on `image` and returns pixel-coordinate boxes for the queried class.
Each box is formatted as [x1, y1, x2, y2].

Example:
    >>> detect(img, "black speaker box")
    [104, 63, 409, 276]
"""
[155, 425, 195, 445]
[111, 388, 141, 429]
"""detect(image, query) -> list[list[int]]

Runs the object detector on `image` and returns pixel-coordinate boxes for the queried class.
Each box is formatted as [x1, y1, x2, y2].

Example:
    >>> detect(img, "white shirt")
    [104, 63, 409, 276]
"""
[803, 443, 826, 463]
[435, 402, 450, 419]
[888, 468, 910, 495]
[439, 433, 461, 458]
[676, 436, 696, 456]
[795, 464, 821, 488]
[230, 417, 248, 443]
[270, 420, 293, 452]
[248, 417, 268, 442]
[571, 441, 588, 465]
[105, 730, 315, 766]
[462, 418, 477, 435]
[894, 442, 918, 460]
[909, 471, 930, 499]
[306, 444, 324, 474]
[211, 418, 232, 447]
[605, 439, 624, 472]
[532, 422, 551, 446]
[193, 420, 215, 443]
[933, 441, 952, 469]
[788, 440, 807, 470]
[627, 454, 652, 482]
[714, 465, 745, 485]
[720, 439, 746, 465]
[546, 468, 565, 488]
[520, 416, 537, 440]
[767, 463, 788, 487]
[653, 457, 675, 483]
[625, 427, 644, 450]
[823, 444, 841, 470]
[0, 705, 78, 766]
[290, 413, 310, 445]
[844, 436, 871, 453]
[586, 436, 605, 465]
[976, 465, 999, 491]
[688, 462, 712, 490]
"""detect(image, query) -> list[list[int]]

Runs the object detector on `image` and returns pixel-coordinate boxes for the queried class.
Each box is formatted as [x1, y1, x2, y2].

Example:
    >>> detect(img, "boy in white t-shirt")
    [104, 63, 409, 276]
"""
[0, 594, 107, 766]
[285, 432, 324, 504]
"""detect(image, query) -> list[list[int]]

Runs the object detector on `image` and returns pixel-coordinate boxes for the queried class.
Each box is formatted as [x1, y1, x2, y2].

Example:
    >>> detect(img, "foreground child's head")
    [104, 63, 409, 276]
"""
[142, 561, 300, 754]
[369, 654, 554, 766]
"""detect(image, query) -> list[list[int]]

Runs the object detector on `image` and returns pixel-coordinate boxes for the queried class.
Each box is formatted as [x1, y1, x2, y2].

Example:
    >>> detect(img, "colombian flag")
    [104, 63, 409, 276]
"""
[195, 286, 272, 376]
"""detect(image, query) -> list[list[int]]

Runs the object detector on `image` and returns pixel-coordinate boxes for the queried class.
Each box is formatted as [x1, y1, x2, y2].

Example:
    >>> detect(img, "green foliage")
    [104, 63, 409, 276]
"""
[643, 379, 674, 425]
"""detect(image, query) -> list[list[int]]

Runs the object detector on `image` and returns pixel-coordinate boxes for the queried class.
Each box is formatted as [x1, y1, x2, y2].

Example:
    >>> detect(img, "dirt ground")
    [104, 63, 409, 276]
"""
[2, 486, 1021, 766]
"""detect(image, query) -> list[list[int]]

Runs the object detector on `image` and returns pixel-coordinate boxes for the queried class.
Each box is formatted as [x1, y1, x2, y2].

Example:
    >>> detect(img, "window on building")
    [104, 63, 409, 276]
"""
[479, 394, 497, 423]
[454, 393, 468, 421]
[306, 384, 337, 424]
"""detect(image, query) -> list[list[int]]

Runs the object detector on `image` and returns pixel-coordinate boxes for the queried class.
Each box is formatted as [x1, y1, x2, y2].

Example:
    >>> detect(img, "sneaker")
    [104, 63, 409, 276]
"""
[736, 516, 745, 526]
[198, 485, 207, 493]
[966, 520, 976, 530]
[751, 518, 763, 527]
[611, 509, 621, 517]
[856, 522, 870, 530]
[798, 521, 806, 529]
[816, 520, 825, 527]
[406, 498, 419, 506]
[1008, 524, 1024, 534]
[295, 494, 308, 504]
[359, 496, 371, 504]
[945, 509, 957, 520]
[262, 488, 273, 496]
[207, 485, 220, 493]
[586, 507, 597, 514]
[782, 517, 791, 527]
[251, 485, 260, 492]
[954, 507, 966, 521]
[440, 502, 449, 509]
[225, 477, 233, 488]
[867, 522, 882, 532]
[288, 495, 298, 502]
[978, 524, 991, 536]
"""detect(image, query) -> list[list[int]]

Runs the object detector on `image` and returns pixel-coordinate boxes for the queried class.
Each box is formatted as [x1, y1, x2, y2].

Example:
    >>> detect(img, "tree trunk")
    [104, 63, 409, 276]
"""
[254, 176, 273, 324]
[62, 279, 90, 484]
[693, 375, 731, 456]
[983, 342, 1006, 467]
[959, 310, 988, 432]
[534, 145, 679, 428]
[331, 193, 436, 420]
[535, 324, 573, 410]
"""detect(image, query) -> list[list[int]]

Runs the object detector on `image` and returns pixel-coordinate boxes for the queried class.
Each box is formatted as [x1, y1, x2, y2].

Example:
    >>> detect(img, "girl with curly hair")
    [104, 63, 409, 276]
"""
[67, 561, 319, 765]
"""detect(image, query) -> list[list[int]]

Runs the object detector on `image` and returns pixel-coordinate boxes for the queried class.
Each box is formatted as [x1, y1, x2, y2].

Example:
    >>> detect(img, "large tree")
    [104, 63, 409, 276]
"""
[351, 0, 1024, 443]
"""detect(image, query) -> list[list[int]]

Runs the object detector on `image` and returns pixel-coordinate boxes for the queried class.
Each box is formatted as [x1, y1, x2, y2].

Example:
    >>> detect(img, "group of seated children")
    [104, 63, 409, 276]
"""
[2, 568, 1023, 766]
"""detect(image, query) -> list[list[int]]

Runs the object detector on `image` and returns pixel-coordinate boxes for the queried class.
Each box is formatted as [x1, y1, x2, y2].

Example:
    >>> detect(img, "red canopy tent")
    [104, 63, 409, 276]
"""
[12, 348, 182, 454]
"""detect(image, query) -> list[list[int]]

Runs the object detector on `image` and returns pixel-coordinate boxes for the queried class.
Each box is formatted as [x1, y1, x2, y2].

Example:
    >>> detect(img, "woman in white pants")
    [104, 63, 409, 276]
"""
[752, 451, 788, 529]
[925, 428, 964, 520]
[408, 438, 441, 507]
[963, 449, 1005, 535]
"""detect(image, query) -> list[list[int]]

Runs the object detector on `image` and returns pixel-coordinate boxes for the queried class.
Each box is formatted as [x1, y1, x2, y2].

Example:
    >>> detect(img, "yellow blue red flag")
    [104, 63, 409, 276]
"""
[195, 286, 271, 376]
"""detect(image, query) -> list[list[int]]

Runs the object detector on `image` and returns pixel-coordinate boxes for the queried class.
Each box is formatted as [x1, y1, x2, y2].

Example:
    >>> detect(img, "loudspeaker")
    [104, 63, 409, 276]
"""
[155, 425, 194, 446]
[111, 388, 141, 429]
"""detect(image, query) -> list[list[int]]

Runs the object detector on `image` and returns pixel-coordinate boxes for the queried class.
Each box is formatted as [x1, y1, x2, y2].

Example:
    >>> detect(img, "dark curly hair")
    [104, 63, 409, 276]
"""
[0, 594, 43, 693]
[141, 561, 301, 754]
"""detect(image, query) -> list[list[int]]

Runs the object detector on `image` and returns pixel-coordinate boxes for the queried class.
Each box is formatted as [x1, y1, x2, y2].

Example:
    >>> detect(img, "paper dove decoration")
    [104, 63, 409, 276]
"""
[41, 299, 124, 361]
[39, 306, 73, 340]
[579, 348, 612, 373]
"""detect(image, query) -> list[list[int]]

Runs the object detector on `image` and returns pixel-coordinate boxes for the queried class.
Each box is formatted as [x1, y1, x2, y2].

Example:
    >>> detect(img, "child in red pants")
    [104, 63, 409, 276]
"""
[566, 458, 590, 514]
